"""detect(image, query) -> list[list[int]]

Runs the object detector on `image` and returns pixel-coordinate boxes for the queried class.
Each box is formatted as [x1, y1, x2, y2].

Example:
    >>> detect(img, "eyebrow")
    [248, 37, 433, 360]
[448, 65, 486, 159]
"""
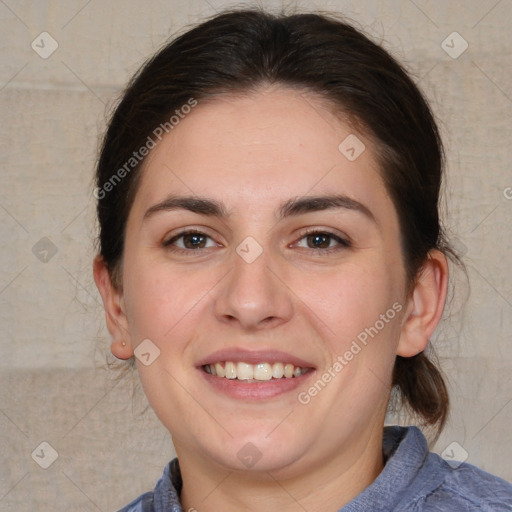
[143, 194, 375, 222]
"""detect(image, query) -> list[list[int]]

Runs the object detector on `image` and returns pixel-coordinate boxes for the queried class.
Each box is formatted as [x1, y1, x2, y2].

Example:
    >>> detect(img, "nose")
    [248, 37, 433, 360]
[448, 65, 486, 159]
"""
[213, 245, 294, 331]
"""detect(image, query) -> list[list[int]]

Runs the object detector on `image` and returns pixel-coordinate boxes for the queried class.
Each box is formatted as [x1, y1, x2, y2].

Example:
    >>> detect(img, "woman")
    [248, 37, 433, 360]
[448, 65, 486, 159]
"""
[93, 8, 512, 511]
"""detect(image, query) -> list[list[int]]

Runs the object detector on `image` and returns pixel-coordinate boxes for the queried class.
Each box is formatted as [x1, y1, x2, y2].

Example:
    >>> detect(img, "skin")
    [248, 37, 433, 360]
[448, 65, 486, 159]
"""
[94, 86, 448, 511]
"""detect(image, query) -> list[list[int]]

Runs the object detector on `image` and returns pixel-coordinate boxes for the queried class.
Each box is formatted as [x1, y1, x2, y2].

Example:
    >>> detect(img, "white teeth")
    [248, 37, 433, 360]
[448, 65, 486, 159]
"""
[253, 363, 272, 381]
[284, 364, 294, 378]
[225, 361, 236, 379]
[237, 362, 254, 380]
[272, 362, 284, 378]
[215, 362, 225, 378]
[204, 361, 309, 381]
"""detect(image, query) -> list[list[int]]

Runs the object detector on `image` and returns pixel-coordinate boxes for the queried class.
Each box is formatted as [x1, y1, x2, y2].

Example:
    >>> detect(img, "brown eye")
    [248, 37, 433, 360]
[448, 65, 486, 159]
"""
[181, 233, 208, 249]
[306, 233, 332, 249]
[163, 230, 217, 251]
[296, 231, 350, 252]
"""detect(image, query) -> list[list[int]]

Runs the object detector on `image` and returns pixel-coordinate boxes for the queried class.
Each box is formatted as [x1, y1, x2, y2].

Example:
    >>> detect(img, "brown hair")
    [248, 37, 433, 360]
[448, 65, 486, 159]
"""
[95, 8, 457, 434]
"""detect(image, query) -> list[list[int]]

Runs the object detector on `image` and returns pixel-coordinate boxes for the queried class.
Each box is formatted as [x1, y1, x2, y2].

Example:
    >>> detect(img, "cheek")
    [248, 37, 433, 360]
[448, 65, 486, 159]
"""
[295, 261, 404, 420]
[122, 255, 233, 368]
[122, 260, 208, 415]
[297, 259, 402, 351]
[122, 257, 202, 348]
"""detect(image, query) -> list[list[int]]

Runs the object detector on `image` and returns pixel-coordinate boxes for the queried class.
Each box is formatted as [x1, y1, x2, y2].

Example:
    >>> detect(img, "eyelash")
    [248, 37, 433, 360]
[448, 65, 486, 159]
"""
[162, 228, 351, 255]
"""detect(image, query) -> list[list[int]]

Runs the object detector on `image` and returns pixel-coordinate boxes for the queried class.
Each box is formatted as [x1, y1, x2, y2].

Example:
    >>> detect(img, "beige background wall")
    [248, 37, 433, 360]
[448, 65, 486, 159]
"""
[1, 0, 511, 510]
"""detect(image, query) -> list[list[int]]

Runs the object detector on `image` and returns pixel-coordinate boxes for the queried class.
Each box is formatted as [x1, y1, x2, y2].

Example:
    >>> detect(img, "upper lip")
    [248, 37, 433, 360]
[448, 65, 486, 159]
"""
[196, 348, 316, 368]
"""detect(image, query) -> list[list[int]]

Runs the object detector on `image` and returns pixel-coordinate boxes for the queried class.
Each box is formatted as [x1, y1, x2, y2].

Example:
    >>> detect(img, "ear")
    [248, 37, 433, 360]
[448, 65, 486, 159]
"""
[93, 256, 134, 360]
[397, 250, 449, 357]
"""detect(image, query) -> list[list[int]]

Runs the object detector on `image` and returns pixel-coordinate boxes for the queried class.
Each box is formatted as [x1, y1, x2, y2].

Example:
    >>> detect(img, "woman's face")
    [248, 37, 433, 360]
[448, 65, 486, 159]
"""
[118, 87, 410, 477]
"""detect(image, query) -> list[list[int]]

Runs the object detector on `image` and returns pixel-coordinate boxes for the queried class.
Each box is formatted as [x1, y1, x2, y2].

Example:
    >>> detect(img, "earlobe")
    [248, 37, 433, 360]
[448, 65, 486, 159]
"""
[93, 256, 134, 358]
[110, 339, 134, 360]
[397, 250, 449, 358]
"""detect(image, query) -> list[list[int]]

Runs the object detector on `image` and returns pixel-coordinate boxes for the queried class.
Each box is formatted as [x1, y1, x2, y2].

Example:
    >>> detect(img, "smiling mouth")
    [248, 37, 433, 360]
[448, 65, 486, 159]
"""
[202, 361, 311, 381]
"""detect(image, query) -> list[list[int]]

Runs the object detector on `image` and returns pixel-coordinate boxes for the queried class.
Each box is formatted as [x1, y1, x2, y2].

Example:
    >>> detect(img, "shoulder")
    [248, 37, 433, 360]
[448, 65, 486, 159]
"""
[414, 453, 512, 511]
[117, 491, 155, 512]
[400, 428, 512, 512]
[378, 426, 512, 512]
[116, 459, 183, 512]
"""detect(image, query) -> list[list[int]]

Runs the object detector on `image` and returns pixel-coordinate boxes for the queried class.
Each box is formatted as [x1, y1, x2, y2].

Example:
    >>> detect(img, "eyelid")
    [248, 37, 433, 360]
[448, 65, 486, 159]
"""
[296, 226, 350, 241]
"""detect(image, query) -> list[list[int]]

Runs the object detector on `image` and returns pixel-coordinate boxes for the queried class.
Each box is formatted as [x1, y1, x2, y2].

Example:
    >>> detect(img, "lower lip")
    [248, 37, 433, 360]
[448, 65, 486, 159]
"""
[199, 368, 315, 401]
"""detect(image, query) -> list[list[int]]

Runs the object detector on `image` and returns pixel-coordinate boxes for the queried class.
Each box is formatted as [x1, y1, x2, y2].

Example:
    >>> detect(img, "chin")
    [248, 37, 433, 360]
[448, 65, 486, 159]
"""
[199, 429, 311, 476]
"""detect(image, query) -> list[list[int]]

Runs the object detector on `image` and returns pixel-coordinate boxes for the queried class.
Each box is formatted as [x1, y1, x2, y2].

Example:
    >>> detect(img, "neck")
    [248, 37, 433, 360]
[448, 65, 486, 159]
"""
[177, 422, 385, 512]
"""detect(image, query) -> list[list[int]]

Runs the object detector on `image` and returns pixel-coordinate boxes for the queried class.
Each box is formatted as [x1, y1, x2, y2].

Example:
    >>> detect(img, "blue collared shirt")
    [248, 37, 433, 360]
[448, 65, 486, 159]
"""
[118, 425, 512, 511]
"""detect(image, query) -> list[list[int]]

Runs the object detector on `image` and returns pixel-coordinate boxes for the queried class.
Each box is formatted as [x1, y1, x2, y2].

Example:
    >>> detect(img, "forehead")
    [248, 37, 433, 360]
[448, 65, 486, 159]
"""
[132, 86, 393, 222]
